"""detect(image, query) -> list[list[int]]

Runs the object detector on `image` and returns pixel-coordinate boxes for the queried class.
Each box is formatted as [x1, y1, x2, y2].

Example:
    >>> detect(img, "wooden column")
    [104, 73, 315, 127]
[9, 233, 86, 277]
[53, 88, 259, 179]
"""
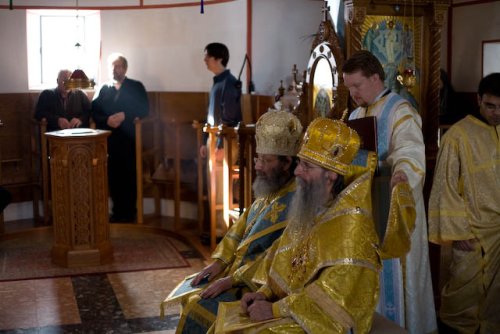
[46, 129, 112, 267]
[425, 3, 448, 166]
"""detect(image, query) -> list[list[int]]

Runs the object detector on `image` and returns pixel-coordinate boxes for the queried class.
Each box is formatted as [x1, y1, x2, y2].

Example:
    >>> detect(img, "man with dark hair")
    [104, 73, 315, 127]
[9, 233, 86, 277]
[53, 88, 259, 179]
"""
[92, 53, 149, 222]
[199, 42, 243, 240]
[343, 49, 386, 82]
[200, 42, 242, 159]
[35, 69, 91, 132]
[343, 50, 436, 333]
[204, 42, 230, 67]
[429, 72, 500, 333]
[165, 110, 302, 334]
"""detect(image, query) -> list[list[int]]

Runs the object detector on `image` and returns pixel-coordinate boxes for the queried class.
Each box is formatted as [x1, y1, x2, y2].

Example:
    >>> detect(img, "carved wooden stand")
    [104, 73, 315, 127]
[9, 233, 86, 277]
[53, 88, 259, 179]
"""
[46, 129, 112, 267]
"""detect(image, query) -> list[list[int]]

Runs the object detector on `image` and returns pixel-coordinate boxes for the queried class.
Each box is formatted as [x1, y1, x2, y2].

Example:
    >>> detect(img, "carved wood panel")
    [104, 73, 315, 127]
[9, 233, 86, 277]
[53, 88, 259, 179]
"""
[47, 130, 112, 267]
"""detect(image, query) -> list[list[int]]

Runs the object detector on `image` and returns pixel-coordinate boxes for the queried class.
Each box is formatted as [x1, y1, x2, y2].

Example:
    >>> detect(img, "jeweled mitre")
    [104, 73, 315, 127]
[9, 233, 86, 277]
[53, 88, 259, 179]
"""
[298, 118, 360, 175]
[255, 110, 303, 156]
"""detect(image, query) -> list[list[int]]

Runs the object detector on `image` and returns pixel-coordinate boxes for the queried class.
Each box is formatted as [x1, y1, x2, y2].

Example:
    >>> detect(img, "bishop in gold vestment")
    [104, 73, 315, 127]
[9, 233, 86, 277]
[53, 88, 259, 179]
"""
[429, 73, 500, 334]
[166, 111, 303, 334]
[215, 119, 383, 334]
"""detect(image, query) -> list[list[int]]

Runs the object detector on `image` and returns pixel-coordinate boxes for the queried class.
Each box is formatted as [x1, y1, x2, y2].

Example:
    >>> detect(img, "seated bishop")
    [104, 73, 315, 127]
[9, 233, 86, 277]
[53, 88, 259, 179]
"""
[161, 110, 303, 334]
[215, 118, 385, 334]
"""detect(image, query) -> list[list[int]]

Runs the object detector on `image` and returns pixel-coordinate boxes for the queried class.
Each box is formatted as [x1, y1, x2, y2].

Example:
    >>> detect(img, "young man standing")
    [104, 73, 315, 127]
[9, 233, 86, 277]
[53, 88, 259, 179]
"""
[429, 73, 500, 333]
[199, 43, 243, 240]
[199, 42, 242, 159]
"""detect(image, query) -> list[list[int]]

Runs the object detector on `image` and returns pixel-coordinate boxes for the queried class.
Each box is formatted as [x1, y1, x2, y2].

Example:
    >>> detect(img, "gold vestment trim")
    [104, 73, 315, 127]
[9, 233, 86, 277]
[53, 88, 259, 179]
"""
[304, 283, 355, 330]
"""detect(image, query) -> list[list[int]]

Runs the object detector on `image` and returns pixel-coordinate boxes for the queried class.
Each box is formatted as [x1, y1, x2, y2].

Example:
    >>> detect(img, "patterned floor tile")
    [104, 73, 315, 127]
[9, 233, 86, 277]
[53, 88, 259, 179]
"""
[0, 222, 208, 333]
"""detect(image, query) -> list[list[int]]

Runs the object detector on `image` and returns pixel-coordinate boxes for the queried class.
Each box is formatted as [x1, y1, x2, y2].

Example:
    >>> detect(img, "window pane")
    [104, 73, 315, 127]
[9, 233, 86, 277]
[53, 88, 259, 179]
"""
[41, 15, 83, 84]
[27, 10, 100, 90]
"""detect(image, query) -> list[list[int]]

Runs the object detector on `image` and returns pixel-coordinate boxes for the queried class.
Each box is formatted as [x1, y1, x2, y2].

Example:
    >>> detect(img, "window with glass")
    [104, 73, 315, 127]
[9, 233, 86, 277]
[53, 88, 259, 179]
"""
[27, 10, 100, 90]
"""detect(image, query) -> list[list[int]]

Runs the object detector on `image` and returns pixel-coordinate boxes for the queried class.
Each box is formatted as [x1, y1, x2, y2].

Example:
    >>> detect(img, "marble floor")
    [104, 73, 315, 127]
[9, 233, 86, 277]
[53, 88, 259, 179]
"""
[0, 217, 210, 333]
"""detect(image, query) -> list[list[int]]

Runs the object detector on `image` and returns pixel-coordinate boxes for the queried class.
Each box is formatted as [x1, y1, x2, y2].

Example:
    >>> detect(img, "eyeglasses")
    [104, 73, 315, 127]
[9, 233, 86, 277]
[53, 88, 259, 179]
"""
[253, 156, 277, 166]
[481, 101, 500, 112]
[296, 159, 321, 172]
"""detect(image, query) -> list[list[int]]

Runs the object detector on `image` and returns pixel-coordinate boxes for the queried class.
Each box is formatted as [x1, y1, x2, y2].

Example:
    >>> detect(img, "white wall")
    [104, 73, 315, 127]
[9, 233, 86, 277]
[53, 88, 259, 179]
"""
[0, 0, 324, 95]
[99, 2, 246, 92]
[2, 1, 496, 95]
[451, 1, 500, 92]
[253, 0, 322, 94]
[0, 10, 29, 93]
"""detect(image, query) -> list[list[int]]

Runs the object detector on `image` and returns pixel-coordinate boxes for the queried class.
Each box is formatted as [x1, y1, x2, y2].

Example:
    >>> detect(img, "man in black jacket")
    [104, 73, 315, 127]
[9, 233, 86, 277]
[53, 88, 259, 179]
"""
[92, 53, 149, 222]
[34, 69, 91, 132]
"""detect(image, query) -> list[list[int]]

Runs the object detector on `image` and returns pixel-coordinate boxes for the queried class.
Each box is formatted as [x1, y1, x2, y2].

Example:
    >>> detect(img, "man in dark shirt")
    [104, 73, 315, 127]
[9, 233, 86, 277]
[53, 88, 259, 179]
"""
[92, 53, 149, 222]
[199, 43, 242, 240]
[34, 69, 91, 132]
[199, 42, 242, 160]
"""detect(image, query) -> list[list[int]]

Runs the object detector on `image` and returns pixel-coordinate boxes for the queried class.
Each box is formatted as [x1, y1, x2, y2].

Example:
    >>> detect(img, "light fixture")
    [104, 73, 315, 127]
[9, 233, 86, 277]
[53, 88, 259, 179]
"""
[65, 69, 94, 89]
[65, 0, 95, 89]
[397, 0, 417, 89]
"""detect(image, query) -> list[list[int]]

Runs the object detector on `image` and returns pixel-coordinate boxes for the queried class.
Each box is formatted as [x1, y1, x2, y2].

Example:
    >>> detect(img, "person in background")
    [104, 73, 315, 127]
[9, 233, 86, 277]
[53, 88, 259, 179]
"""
[34, 69, 91, 132]
[343, 50, 436, 333]
[92, 53, 149, 222]
[429, 72, 500, 333]
[169, 110, 302, 334]
[199, 42, 242, 240]
[199, 42, 242, 160]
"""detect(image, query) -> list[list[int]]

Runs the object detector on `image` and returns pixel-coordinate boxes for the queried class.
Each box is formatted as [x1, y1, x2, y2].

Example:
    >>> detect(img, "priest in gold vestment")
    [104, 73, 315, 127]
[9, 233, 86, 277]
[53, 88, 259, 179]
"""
[167, 110, 303, 333]
[215, 118, 382, 334]
[429, 73, 500, 334]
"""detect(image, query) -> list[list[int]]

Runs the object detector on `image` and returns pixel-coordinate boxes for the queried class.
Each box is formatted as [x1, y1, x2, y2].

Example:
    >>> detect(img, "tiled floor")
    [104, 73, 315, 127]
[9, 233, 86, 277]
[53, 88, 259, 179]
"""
[0, 217, 210, 333]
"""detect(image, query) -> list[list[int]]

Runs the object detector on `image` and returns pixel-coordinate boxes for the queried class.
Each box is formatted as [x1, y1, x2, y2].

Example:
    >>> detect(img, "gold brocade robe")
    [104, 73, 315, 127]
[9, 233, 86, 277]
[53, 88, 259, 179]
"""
[212, 179, 297, 286]
[429, 115, 500, 333]
[215, 170, 381, 334]
[170, 179, 296, 333]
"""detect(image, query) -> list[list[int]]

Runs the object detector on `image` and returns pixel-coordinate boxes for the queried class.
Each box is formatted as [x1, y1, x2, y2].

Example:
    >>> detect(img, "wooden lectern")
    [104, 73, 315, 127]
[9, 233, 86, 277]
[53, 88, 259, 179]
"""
[46, 128, 112, 267]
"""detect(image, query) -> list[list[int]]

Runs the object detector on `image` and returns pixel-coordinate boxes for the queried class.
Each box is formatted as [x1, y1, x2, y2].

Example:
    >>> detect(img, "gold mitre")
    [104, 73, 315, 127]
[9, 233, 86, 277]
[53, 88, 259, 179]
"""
[255, 109, 303, 156]
[298, 118, 360, 175]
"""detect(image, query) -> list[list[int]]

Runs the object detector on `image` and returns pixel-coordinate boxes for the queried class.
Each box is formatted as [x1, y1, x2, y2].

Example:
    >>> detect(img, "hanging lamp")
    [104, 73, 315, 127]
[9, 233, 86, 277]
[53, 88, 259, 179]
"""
[65, 69, 94, 89]
[397, 0, 417, 88]
[65, 0, 95, 89]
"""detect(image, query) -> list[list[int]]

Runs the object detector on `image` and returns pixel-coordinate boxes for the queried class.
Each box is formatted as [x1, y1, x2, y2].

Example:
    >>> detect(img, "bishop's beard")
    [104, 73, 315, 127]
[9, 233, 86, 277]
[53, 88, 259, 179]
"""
[252, 165, 290, 199]
[286, 171, 329, 238]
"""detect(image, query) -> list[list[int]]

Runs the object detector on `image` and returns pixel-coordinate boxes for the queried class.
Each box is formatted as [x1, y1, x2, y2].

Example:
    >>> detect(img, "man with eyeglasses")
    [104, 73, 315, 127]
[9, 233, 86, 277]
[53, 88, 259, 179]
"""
[429, 72, 500, 333]
[169, 110, 302, 334]
[34, 69, 91, 132]
[215, 118, 384, 333]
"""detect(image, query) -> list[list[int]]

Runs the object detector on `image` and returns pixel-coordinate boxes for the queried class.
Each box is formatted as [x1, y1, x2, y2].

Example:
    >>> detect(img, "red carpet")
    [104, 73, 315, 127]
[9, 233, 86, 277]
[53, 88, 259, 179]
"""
[0, 225, 194, 282]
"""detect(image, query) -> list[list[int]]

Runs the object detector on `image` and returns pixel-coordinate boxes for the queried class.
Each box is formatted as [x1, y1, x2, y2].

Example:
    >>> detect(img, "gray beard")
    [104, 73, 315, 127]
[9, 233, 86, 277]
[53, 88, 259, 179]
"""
[252, 166, 290, 199]
[286, 171, 328, 237]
